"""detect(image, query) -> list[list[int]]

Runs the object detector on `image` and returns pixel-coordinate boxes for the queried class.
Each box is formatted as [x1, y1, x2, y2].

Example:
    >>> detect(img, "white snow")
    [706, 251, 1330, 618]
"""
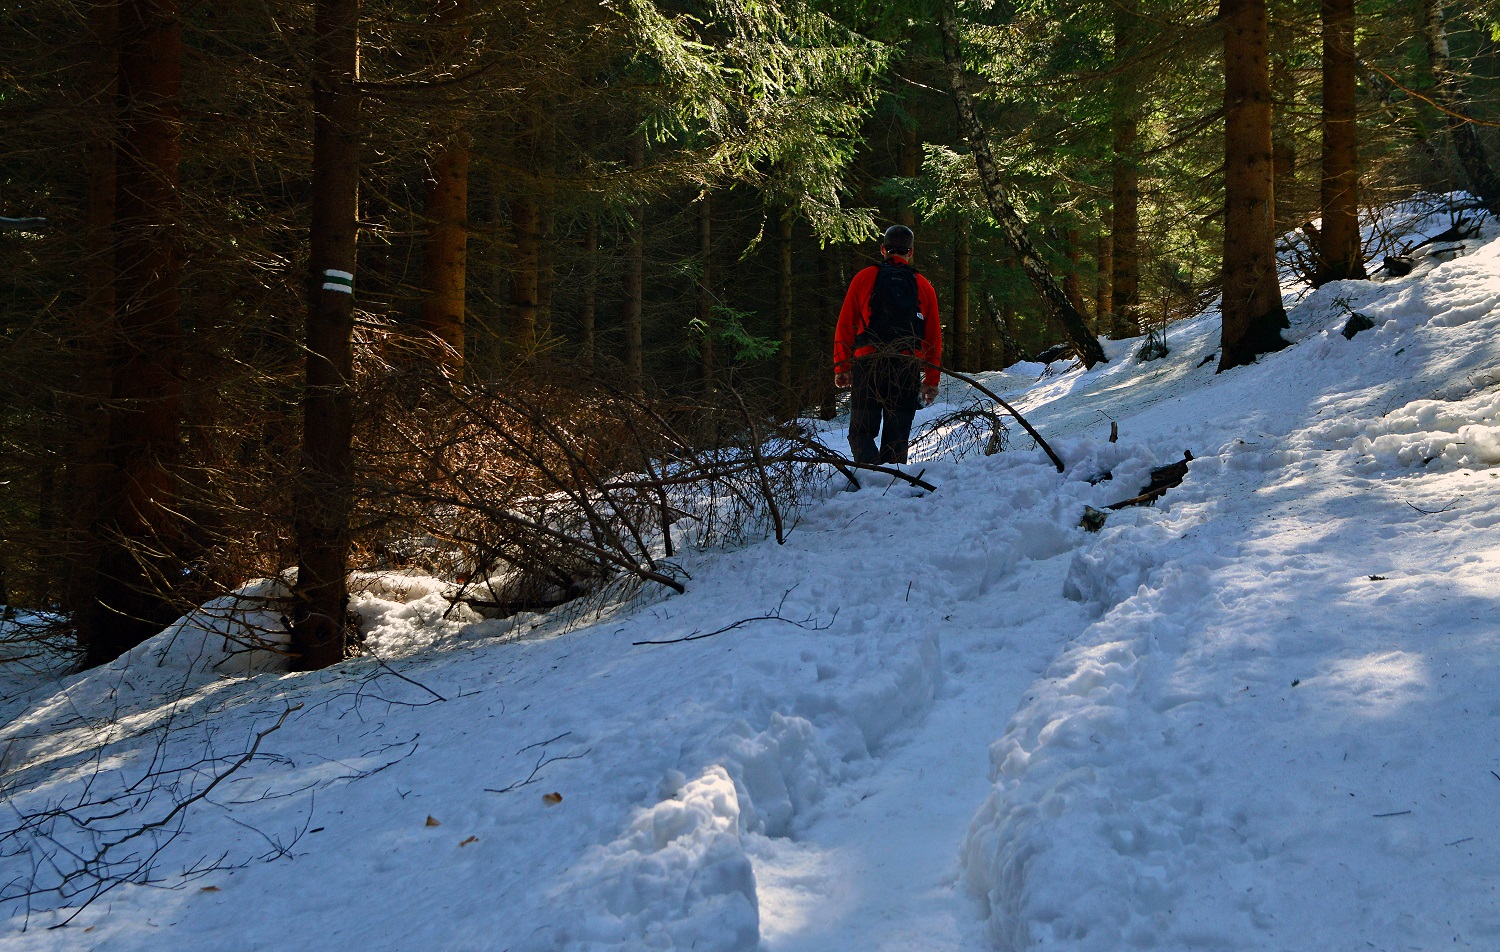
[4, 193, 1500, 950]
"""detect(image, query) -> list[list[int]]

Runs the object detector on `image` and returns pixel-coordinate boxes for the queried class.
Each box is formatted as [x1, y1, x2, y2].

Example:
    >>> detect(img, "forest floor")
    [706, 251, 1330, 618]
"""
[3, 195, 1499, 951]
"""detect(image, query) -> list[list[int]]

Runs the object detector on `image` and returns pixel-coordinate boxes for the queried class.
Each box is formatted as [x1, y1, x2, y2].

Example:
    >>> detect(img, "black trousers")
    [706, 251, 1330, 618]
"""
[847, 355, 921, 465]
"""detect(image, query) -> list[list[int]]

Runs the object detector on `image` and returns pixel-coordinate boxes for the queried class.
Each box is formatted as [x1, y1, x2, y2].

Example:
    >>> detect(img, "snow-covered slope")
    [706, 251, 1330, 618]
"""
[2, 196, 1498, 951]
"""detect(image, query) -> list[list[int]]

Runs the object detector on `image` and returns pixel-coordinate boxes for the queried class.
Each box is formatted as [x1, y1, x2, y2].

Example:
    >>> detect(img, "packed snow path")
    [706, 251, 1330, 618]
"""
[3, 198, 1499, 950]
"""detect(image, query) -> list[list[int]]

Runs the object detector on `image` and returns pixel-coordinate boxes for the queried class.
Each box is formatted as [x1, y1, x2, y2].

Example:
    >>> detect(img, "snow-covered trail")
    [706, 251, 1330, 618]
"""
[751, 463, 1095, 952]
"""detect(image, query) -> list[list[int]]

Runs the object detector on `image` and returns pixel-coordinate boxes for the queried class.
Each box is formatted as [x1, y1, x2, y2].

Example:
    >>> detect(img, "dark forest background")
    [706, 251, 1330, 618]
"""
[2, 0, 1497, 669]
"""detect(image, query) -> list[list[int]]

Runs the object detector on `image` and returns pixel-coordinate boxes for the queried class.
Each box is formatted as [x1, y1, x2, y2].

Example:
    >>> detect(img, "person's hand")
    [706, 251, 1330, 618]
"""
[835, 371, 852, 389]
[920, 383, 938, 407]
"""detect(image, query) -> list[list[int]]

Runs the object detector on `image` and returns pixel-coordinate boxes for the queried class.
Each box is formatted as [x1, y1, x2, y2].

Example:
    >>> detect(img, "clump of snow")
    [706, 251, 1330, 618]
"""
[1344, 390, 1500, 471]
[349, 571, 480, 656]
[546, 767, 759, 952]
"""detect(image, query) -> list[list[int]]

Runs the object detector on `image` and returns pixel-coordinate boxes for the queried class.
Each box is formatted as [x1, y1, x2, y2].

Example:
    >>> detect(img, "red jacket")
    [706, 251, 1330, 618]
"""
[833, 255, 942, 387]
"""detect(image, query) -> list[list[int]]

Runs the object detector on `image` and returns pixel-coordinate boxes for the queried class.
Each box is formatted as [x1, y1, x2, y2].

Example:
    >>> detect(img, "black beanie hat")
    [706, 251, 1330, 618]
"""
[882, 224, 914, 255]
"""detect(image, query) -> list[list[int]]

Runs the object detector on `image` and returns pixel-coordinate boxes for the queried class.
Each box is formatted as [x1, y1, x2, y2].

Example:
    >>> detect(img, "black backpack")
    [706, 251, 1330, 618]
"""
[856, 261, 925, 350]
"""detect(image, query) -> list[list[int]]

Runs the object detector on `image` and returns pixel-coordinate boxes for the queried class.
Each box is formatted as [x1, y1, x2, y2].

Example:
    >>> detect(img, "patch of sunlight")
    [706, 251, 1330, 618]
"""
[1315, 650, 1427, 714]
[746, 834, 850, 948]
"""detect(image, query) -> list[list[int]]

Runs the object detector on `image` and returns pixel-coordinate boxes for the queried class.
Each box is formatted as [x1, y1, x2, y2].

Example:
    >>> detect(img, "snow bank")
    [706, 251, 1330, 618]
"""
[960, 196, 1500, 950]
[122, 578, 292, 678]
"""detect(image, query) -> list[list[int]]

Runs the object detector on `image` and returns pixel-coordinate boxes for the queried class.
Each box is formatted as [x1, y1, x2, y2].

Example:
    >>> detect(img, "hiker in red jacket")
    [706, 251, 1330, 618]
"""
[833, 225, 942, 466]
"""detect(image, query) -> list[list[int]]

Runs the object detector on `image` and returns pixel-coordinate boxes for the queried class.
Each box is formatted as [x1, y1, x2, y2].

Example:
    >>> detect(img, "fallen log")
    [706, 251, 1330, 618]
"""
[1105, 451, 1194, 510]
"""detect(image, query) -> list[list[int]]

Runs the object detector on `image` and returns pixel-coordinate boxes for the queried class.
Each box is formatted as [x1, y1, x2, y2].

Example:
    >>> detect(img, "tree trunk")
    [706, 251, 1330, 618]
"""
[420, 137, 469, 370]
[417, 0, 469, 374]
[819, 244, 844, 417]
[537, 211, 555, 345]
[83, 0, 184, 667]
[624, 134, 645, 392]
[1219, 0, 1289, 372]
[581, 216, 597, 371]
[1421, 0, 1500, 214]
[68, 0, 118, 657]
[1063, 225, 1088, 319]
[1095, 228, 1112, 330]
[293, 0, 360, 671]
[976, 283, 994, 369]
[1111, 0, 1142, 340]
[898, 120, 920, 228]
[777, 205, 795, 409]
[509, 196, 540, 352]
[1270, 16, 1298, 214]
[952, 219, 970, 373]
[1314, 0, 1366, 284]
[936, 0, 1107, 367]
[982, 289, 1021, 366]
[697, 194, 714, 391]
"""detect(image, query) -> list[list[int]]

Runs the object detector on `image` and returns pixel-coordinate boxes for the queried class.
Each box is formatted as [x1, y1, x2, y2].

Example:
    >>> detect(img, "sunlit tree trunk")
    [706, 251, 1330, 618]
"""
[1314, 0, 1366, 284]
[1421, 0, 1500, 214]
[937, 0, 1107, 367]
[1219, 0, 1289, 372]
[83, 0, 184, 666]
[293, 0, 360, 670]
[982, 289, 1021, 366]
[1095, 228, 1112, 330]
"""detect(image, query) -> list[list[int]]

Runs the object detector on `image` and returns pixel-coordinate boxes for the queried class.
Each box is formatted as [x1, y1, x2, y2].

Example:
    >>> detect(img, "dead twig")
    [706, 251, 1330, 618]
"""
[928, 363, 1065, 472]
[1407, 496, 1463, 515]
[633, 609, 836, 646]
[485, 735, 591, 794]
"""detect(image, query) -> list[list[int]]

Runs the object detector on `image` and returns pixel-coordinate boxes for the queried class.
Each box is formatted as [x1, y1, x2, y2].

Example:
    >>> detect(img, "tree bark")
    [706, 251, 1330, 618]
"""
[537, 208, 555, 345]
[1095, 228, 1112, 330]
[1111, 0, 1142, 340]
[697, 194, 714, 391]
[936, 0, 1107, 367]
[952, 219, 970, 373]
[976, 283, 994, 369]
[776, 205, 795, 409]
[1219, 0, 1289, 372]
[1270, 16, 1298, 214]
[982, 289, 1021, 366]
[68, 0, 118, 658]
[83, 0, 184, 666]
[1421, 0, 1500, 214]
[898, 120, 919, 229]
[509, 195, 540, 352]
[819, 244, 844, 417]
[580, 215, 597, 371]
[1063, 225, 1087, 320]
[1314, 0, 1366, 284]
[420, 138, 469, 369]
[624, 133, 645, 392]
[417, 0, 469, 374]
[293, 0, 361, 671]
